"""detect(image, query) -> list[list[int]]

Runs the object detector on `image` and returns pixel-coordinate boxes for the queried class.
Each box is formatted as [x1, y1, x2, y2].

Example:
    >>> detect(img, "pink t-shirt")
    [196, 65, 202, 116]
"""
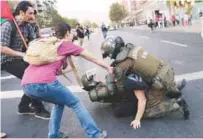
[21, 41, 84, 85]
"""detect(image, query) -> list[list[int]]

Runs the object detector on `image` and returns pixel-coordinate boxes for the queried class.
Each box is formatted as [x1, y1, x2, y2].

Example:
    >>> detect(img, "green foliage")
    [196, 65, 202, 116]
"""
[109, 2, 128, 23]
[91, 22, 98, 28]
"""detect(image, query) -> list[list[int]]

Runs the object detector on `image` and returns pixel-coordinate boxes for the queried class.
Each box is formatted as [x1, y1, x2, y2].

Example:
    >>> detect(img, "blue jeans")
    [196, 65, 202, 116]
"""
[23, 80, 102, 138]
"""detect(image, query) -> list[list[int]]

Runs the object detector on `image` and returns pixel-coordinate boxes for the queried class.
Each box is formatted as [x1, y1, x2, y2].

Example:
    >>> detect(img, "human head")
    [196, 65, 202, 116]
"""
[76, 23, 80, 27]
[29, 9, 37, 24]
[14, 1, 35, 22]
[54, 22, 73, 41]
[101, 36, 125, 59]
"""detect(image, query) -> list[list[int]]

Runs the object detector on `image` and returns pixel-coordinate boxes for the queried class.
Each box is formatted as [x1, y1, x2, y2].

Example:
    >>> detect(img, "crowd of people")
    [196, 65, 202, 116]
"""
[147, 12, 198, 31]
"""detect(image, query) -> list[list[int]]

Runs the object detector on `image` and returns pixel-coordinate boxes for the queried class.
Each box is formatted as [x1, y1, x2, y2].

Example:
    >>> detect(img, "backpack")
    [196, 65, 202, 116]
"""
[1, 19, 17, 44]
[23, 37, 64, 65]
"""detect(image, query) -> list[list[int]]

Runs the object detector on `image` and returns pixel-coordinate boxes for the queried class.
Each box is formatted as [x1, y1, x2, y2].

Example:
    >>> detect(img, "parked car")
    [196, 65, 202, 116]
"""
[40, 28, 54, 38]
[108, 26, 116, 31]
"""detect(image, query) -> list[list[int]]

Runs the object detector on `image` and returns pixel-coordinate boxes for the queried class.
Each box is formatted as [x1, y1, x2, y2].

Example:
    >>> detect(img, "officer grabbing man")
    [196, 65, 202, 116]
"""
[81, 36, 189, 129]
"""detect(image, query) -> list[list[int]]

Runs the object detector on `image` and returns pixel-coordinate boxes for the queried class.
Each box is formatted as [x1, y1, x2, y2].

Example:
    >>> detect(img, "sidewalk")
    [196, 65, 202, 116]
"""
[131, 23, 201, 33]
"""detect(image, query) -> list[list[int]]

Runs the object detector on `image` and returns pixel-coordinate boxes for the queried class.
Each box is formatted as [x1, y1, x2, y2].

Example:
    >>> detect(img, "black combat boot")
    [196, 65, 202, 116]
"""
[177, 98, 190, 120]
[177, 79, 187, 91]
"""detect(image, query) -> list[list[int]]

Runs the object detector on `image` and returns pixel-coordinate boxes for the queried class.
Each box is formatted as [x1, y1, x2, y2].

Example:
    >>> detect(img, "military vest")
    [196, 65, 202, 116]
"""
[116, 43, 162, 83]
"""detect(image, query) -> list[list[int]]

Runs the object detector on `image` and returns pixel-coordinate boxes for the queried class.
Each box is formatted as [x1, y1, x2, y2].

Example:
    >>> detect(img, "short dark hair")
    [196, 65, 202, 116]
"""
[14, 1, 33, 16]
[54, 22, 71, 39]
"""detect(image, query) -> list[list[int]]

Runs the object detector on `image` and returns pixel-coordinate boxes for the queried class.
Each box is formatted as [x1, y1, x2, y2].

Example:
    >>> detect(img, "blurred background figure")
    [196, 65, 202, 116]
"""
[184, 13, 189, 27]
[171, 15, 176, 26]
[200, 11, 203, 38]
[85, 26, 90, 40]
[148, 18, 154, 31]
[76, 23, 85, 47]
[101, 23, 108, 39]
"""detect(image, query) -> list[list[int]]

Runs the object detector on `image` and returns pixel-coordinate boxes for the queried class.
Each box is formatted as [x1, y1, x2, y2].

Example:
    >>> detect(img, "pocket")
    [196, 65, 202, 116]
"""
[24, 84, 46, 97]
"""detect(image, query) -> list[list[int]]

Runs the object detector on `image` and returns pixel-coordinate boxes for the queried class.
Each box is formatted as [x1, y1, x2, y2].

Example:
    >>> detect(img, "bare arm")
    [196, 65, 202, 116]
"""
[79, 50, 113, 74]
[130, 90, 146, 129]
[0, 46, 25, 57]
[134, 90, 146, 121]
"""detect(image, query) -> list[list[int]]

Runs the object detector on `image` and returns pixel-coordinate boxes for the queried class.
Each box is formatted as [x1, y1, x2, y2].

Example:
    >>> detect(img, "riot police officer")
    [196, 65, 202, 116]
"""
[82, 36, 189, 129]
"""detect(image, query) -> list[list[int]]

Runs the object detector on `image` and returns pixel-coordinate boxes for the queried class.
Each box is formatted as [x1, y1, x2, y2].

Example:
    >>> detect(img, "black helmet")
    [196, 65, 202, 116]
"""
[101, 36, 125, 59]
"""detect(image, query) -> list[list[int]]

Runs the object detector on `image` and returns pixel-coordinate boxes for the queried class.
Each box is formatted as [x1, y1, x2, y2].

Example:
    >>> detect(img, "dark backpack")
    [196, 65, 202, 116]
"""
[1, 19, 17, 44]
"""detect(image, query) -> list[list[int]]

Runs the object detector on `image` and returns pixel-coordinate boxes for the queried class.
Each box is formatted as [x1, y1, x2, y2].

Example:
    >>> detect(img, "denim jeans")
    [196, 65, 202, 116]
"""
[23, 80, 102, 138]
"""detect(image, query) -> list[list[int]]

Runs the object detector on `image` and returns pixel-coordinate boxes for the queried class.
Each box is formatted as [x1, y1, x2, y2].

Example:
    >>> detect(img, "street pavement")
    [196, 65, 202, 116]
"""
[1, 28, 203, 138]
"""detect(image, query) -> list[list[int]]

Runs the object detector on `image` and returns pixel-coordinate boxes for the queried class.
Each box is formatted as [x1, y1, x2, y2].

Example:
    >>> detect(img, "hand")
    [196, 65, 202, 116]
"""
[130, 120, 141, 130]
[107, 67, 114, 75]
[62, 62, 68, 70]
[56, 68, 63, 75]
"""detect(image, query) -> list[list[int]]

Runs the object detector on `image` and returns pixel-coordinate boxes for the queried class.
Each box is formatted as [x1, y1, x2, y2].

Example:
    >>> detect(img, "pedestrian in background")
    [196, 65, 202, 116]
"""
[171, 15, 176, 26]
[85, 26, 90, 40]
[76, 23, 85, 47]
[101, 23, 108, 39]
[184, 13, 189, 27]
[200, 12, 203, 38]
[188, 14, 192, 26]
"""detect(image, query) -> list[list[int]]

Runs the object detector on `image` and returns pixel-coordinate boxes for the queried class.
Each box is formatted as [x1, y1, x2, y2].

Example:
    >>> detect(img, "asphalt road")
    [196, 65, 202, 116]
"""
[1, 28, 203, 138]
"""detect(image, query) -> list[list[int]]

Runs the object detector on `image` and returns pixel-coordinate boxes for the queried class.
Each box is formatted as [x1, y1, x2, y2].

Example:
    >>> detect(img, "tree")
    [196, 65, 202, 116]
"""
[37, 0, 64, 28]
[91, 22, 98, 28]
[36, 0, 80, 28]
[82, 20, 92, 27]
[43, 0, 57, 12]
[166, 0, 194, 16]
[109, 3, 128, 23]
[63, 18, 79, 28]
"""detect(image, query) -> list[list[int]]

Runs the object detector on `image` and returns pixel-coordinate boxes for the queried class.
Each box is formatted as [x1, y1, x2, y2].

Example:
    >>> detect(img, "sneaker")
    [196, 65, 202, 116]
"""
[177, 98, 190, 120]
[177, 79, 187, 91]
[35, 109, 50, 120]
[59, 132, 69, 138]
[96, 130, 107, 138]
[17, 107, 35, 115]
[0, 132, 7, 138]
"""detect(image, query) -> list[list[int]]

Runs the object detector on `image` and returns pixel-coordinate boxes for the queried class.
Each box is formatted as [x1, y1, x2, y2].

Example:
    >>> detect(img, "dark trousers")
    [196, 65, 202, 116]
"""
[2, 59, 44, 112]
[113, 93, 138, 118]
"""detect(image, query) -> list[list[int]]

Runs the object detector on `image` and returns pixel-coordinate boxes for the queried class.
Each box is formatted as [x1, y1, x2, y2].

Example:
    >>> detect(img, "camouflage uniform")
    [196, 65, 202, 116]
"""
[113, 57, 183, 119]
[82, 36, 189, 119]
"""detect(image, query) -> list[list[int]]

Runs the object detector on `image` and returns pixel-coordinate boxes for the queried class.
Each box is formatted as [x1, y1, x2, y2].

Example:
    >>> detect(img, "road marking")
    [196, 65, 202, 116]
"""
[161, 40, 188, 47]
[0, 85, 84, 99]
[1, 71, 203, 99]
[175, 71, 203, 82]
[0, 75, 16, 80]
[139, 36, 149, 39]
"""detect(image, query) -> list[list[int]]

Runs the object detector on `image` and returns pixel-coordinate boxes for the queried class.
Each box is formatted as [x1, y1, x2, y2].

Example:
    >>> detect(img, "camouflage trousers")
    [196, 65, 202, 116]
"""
[143, 88, 182, 119]
[155, 62, 181, 98]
